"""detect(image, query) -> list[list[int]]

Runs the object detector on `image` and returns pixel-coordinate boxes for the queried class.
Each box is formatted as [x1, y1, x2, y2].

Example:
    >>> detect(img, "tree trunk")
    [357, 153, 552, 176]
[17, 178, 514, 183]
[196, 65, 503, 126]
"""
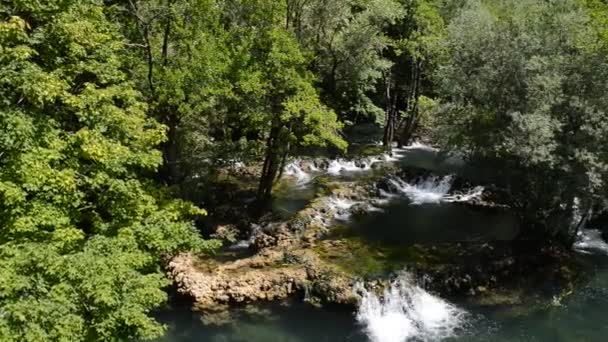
[257, 122, 282, 203]
[276, 123, 292, 182]
[399, 59, 422, 146]
[159, 110, 180, 185]
[382, 72, 394, 150]
[161, 0, 173, 67]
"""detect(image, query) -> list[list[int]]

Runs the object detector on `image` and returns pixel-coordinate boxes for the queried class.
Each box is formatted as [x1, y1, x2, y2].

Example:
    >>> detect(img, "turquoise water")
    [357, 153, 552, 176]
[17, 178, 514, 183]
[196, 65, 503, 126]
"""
[156, 251, 608, 341]
[342, 201, 519, 245]
[156, 144, 608, 341]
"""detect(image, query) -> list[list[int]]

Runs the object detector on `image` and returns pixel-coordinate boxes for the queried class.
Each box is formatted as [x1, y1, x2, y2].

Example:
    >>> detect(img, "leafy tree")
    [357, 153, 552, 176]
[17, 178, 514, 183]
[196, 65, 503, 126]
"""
[0, 1, 218, 340]
[290, 0, 402, 124]
[380, 0, 446, 148]
[436, 0, 608, 245]
[580, 0, 608, 49]
[117, 0, 346, 203]
[115, 0, 230, 186]
[216, 0, 347, 201]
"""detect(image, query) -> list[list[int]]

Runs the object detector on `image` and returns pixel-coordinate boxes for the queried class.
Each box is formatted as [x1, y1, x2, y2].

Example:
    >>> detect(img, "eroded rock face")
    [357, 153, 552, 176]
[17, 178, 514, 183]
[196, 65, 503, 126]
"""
[168, 167, 581, 313]
[169, 251, 306, 309]
[168, 248, 358, 310]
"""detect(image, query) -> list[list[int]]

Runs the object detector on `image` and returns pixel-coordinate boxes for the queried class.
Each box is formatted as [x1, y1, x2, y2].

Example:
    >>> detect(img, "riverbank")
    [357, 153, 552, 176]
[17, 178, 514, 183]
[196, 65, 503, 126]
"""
[167, 148, 587, 319]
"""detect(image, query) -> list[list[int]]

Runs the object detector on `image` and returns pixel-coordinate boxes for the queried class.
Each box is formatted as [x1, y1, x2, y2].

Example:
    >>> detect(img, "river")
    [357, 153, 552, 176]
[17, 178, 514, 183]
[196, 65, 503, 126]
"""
[155, 142, 608, 342]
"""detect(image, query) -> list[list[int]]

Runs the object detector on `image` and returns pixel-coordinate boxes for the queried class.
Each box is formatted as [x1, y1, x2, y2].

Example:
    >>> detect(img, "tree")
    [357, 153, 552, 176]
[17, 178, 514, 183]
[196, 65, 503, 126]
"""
[116, 0, 346, 203]
[217, 0, 347, 201]
[116, 0, 230, 186]
[0, 2, 218, 340]
[436, 0, 608, 245]
[374, 0, 446, 149]
[580, 0, 608, 49]
[256, 29, 347, 200]
[291, 0, 403, 124]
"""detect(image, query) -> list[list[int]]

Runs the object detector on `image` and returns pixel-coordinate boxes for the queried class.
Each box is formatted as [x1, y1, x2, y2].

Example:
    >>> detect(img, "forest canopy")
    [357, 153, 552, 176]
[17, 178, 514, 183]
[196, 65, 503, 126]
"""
[1, 0, 608, 340]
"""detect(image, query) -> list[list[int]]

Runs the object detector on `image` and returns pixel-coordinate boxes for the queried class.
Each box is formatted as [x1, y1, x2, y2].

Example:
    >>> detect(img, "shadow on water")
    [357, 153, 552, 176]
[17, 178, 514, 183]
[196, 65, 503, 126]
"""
[336, 201, 520, 246]
[155, 252, 608, 342]
[156, 135, 608, 341]
[397, 146, 464, 175]
[271, 180, 319, 219]
[459, 255, 608, 342]
[154, 296, 366, 342]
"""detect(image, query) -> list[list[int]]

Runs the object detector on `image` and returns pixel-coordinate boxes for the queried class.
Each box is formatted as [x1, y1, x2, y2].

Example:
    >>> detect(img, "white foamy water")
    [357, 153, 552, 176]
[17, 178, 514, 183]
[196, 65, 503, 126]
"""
[443, 186, 485, 203]
[383, 176, 484, 205]
[574, 229, 608, 255]
[327, 159, 372, 175]
[282, 140, 432, 179]
[283, 160, 311, 184]
[356, 272, 467, 342]
[227, 224, 262, 250]
[403, 141, 438, 152]
[387, 176, 453, 204]
[326, 196, 360, 221]
[280, 141, 439, 182]
[227, 239, 251, 250]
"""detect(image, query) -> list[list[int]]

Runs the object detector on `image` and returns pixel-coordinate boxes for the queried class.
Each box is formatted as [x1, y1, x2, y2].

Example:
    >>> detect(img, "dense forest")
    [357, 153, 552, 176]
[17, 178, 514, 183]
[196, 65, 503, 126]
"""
[1, 0, 608, 341]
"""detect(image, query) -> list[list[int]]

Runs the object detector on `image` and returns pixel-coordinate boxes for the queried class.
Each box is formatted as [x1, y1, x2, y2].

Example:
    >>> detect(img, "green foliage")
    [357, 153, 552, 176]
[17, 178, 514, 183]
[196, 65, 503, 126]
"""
[436, 0, 608, 241]
[0, 2, 218, 340]
[415, 95, 438, 132]
[116, 0, 346, 199]
[292, 0, 403, 122]
[580, 0, 608, 49]
[373, 0, 446, 146]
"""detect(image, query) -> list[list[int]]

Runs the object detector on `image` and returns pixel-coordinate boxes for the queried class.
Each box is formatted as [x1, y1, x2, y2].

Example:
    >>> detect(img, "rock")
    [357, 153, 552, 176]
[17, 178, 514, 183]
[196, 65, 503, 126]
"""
[210, 224, 241, 245]
[354, 160, 367, 169]
[169, 253, 307, 309]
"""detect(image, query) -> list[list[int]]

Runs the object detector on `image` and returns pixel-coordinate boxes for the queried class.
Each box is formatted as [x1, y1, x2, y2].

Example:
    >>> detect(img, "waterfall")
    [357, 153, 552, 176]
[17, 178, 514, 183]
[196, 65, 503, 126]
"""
[326, 196, 360, 221]
[383, 176, 484, 205]
[403, 141, 438, 152]
[574, 229, 608, 255]
[227, 224, 261, 250]
[355, 272, 467, 342]
[443, 186, 485, 203]
[327, 159, 372, 175]
[283, 140, 432, 178]
[280, 141, 439, 182]
[386, 176, 453, 205]
[283, 160, 311, 184]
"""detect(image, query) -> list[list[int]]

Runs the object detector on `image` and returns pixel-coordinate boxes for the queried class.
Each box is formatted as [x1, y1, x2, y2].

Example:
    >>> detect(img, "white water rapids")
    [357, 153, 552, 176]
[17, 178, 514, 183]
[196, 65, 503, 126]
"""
[356, 272, 467, 342]
[282, 142, 431, 182]
[319, 175, 485, 223]
[326, 196, 360, 221]
[383, 176, 484, 205]
[283, 159, 312, 184]
[574, 229, 608, 255]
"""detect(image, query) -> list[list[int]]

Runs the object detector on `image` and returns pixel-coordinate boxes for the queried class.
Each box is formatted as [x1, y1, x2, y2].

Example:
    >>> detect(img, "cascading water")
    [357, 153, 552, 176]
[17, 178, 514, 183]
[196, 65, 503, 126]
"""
[283, 141, 422, 179]
[382, 176, 484, 205]
[327, 159, 372, 175]
[443, 186, 485, 203]
[574, 229, 608, 255]
[355, 272, 467, 342]
[386, 176, 453, 204]
[326, 196, 360, 221]
[403, 141, 438, 152]
[227, 224, 261, 250]
[283, 160, 312, 184]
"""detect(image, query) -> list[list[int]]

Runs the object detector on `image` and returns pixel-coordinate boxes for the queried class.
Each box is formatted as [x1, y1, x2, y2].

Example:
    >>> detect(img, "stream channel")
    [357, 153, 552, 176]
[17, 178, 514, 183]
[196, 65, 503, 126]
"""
[155, 143, 608, 342]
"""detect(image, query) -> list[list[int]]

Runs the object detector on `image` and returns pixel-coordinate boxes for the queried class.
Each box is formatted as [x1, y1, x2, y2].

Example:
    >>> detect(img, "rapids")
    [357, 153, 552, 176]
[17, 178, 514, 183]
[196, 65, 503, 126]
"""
[355, 272, 467, 342]
[155, 141, 608, 342]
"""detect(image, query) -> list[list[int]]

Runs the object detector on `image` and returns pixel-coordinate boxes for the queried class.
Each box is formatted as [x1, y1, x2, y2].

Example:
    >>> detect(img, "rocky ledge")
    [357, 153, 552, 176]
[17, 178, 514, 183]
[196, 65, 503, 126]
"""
[169, 245, 359, 311]
[168, 181, 372, 311]
[168, 169, 586, 313]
